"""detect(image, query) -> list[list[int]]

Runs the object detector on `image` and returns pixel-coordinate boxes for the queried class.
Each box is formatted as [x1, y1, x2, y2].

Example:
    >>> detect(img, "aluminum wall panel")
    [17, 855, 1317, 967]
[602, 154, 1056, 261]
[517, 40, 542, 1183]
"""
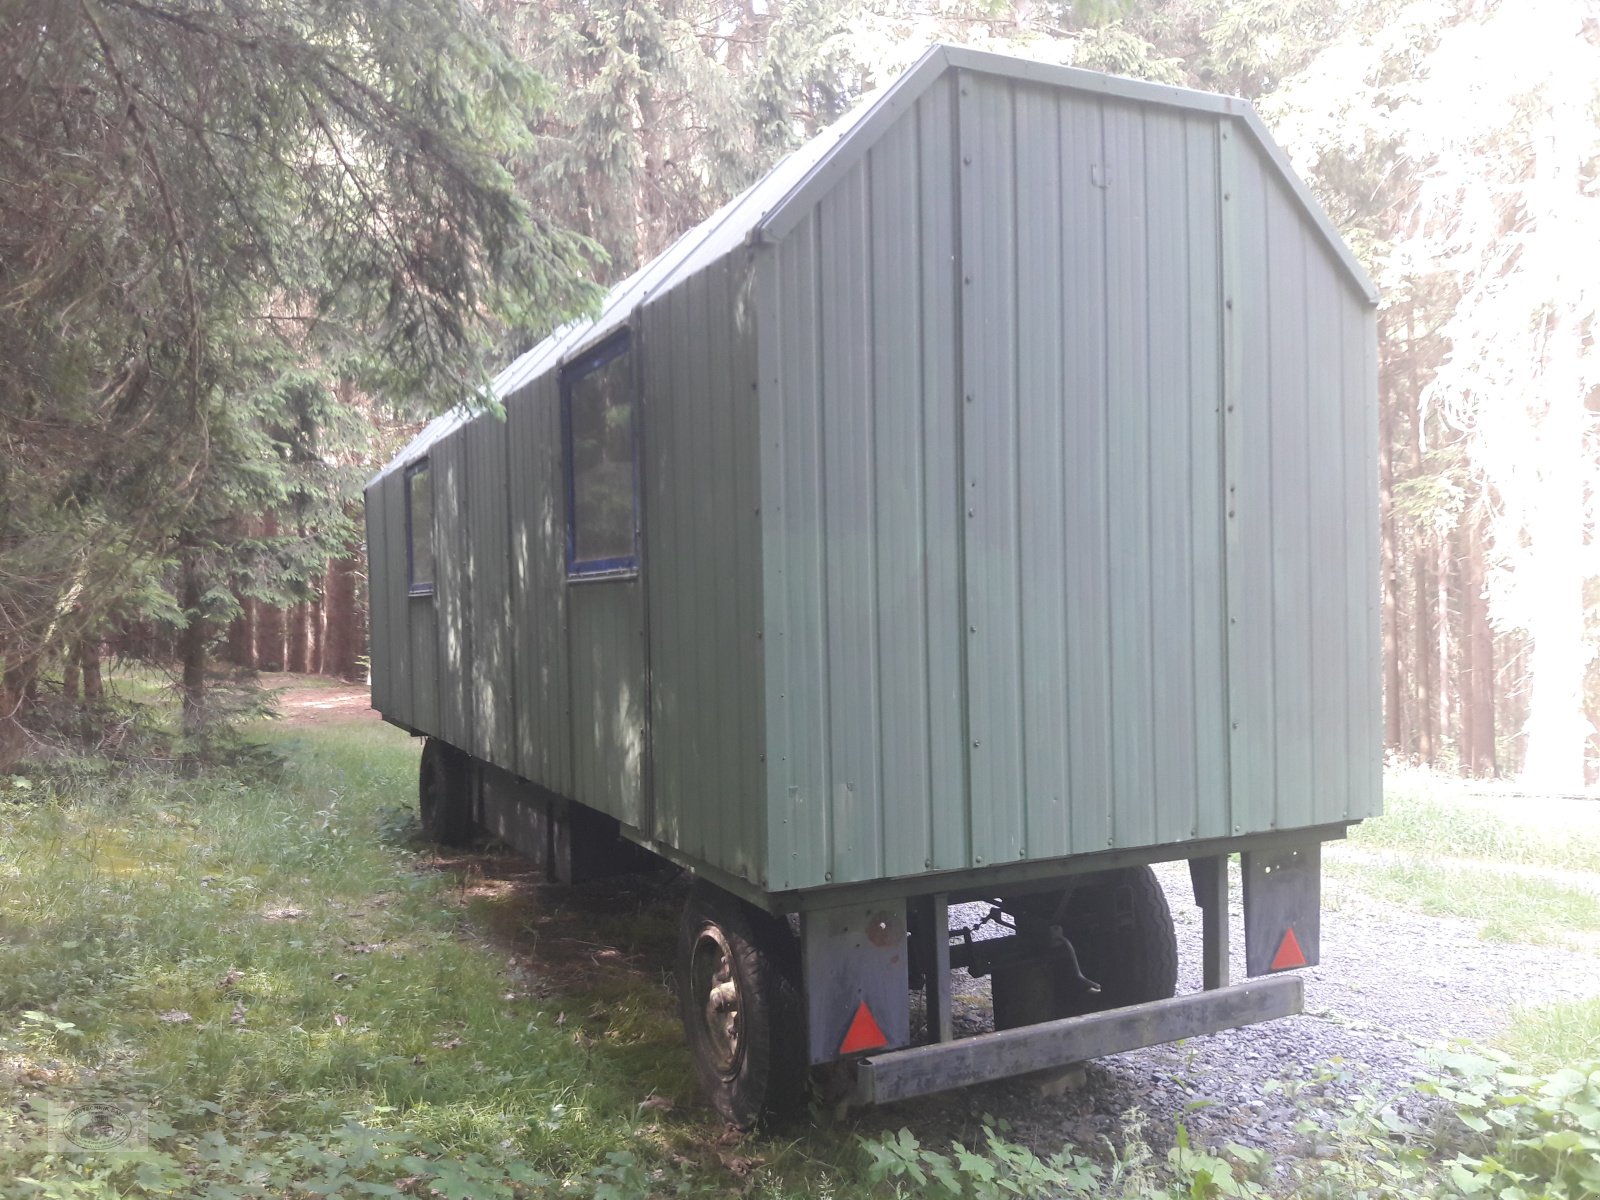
[762, 212, 832, 890]
[567, 581, 646, 828]
[639, 252, 766, 882]
[363, 486, 392, 716]
[432, 432, 474, 751]
[760, 75, 1374, 891]
[506, 376, 572, 795]
[870, 108, 937, 880]
[1058, 91, 1116, 856]
[464, 414, 515, 767]
[1223, 117, 1382, 833]
[916, 81, 969, 875]
[408, 591, 439, 735]
[959, 73, 1027, 871]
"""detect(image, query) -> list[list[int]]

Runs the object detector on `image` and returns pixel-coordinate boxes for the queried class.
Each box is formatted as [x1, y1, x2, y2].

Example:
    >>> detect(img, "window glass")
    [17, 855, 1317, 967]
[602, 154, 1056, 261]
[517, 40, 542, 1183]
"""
[406, 461, 434, 593]
[566, 343, 637, 573]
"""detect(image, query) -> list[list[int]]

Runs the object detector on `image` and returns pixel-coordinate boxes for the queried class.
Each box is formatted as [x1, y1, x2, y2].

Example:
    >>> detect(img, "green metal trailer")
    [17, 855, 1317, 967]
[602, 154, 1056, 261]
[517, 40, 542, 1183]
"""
[365, 44, 1380, 1127]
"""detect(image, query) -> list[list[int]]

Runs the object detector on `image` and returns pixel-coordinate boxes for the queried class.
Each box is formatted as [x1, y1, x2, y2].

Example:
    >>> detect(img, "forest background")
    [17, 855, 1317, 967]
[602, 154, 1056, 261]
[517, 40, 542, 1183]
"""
[2, 0, 1594, 789]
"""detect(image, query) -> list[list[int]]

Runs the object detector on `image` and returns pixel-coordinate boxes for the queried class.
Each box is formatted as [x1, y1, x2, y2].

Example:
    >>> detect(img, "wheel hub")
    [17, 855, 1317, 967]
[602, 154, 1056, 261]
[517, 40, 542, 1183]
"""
[691, 927, 741, 1076]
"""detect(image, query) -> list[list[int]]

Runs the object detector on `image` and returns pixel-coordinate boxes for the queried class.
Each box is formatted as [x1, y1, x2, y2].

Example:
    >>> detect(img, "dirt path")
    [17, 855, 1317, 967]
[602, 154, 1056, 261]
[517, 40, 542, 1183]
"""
[260, 673, 378, 725]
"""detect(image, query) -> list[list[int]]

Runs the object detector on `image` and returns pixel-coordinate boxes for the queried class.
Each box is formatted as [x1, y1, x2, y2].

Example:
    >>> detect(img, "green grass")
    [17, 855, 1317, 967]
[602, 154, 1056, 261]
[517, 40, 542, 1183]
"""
[0, 718, 767, 1197]
[1328, 859, 1600, 944]
[1351, 766, 1600, 873]
[1501, 998, 1600, 1068]
[1329, 767, 1600, 948]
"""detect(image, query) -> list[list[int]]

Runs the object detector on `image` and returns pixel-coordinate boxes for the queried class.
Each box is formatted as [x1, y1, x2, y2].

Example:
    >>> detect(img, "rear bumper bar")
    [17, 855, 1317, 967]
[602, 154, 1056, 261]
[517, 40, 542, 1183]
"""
[853, 975, 1304, 1105]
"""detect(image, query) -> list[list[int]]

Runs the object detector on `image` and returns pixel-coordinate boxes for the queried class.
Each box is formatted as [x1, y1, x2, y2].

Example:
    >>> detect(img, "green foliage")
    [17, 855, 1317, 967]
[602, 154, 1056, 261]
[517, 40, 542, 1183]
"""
[0, 0, 598, 728]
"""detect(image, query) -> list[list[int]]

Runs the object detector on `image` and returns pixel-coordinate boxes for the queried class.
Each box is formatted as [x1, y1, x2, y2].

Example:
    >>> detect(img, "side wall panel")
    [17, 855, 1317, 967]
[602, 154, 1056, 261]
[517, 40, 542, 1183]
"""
[640, 253, 767, 884]
[465, 414, 515, 766]
[1224, 118, 1383, 831]
[508, 376, 573, 796]
[432, 431, 474, 752]
[363, 484, 393, 717]
[762, 77, 967, 888]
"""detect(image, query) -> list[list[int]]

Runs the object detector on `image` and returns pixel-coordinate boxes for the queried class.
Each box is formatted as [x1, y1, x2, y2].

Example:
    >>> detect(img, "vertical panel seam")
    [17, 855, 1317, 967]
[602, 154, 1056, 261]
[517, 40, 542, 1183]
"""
[1009, 82, 1028, 862]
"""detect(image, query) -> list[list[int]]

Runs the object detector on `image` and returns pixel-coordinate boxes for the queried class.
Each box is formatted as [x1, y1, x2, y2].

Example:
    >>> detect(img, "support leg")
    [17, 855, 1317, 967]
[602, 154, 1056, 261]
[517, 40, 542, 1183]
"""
[1188, 855, 1230, 991]
[910, 894, 953, 1043]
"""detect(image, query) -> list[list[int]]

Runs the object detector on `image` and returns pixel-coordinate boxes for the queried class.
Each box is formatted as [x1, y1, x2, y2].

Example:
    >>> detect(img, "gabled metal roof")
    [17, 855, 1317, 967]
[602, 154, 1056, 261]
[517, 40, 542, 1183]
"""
[374, 43, 1375, 483]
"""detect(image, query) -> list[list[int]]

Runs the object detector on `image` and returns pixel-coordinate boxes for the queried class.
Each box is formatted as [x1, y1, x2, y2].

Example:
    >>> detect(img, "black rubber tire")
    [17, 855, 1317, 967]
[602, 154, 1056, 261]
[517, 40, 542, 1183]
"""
[993, 865, 1177, 1027]
[1051, 865, 1177, 1017]
[418, 737, 474, 846]
[676, 881, 805, 1129]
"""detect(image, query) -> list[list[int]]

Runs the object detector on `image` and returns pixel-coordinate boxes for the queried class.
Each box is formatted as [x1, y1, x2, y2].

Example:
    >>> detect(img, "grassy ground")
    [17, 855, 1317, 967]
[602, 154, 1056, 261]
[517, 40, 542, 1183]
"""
[4, 703, 1598, 1198]
[0, 715, 826, 1197]
[1332, 765, 1600, 1061]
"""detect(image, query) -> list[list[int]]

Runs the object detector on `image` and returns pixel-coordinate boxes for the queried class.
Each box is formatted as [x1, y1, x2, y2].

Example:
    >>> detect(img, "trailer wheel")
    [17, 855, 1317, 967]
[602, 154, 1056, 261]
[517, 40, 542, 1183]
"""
[418, 738, 474, 846]
[676, 882, 804, 1129]
[1053, 865, 1177, 1017]
[994, 866, 1177, 1027]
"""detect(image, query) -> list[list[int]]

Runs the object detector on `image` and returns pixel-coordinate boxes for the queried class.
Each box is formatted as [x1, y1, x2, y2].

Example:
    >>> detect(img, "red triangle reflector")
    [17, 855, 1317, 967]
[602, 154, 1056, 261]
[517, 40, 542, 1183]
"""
[1271, 926, 1308, 971]
[839, 1001, 889, 1055]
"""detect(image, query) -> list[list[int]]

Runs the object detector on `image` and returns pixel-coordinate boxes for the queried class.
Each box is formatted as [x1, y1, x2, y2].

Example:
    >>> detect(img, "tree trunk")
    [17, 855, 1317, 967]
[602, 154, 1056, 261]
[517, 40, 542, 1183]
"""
[177, 555, 207, 734]
[63, 657, 81, 702]
[227, 590, 257, 669]
[1379, 361, 1403, 752]
[80, 640, 102, 701]
[256, 511, 284, 671]
[1462, 515, 1497, 777]
[323, 551, 362, 680]
[287, 600, 310, 674]
[1405, 312, 1435, 765]
[309, 581, 324, 676]
[0, 658, 33, 771]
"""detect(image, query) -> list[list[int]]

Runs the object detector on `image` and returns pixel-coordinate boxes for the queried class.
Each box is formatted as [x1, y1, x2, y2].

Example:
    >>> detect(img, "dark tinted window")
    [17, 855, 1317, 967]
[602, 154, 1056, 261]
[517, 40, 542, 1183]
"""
[406, 461, 434, 593]
[565, 338, 637, 575]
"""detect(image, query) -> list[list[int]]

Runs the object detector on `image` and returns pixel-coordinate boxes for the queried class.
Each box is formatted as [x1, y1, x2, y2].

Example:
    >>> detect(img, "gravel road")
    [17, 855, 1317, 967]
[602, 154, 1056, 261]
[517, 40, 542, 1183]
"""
[846, 856, 1600, 1157]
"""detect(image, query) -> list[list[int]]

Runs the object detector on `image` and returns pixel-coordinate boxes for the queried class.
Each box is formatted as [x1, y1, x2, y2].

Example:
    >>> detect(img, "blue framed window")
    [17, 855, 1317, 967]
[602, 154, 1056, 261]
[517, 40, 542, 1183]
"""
[404, 458, 434, 596]
[561, 332, 639, 578]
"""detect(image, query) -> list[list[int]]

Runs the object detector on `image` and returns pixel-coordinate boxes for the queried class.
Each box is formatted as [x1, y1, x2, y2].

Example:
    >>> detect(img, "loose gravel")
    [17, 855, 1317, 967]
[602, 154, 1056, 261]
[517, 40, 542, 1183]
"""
[847, 856, 1600, 1159]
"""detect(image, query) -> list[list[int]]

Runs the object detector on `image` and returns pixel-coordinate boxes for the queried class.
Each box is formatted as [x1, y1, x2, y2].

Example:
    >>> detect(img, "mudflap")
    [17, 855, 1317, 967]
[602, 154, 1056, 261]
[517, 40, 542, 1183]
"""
[801, 902, 911, 1065]
[1242, 842, 1321, 975]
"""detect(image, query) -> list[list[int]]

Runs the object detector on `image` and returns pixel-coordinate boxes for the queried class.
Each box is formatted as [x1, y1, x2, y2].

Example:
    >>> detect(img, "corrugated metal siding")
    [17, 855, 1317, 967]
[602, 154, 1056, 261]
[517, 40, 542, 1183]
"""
[431, 431, 474, 752]
[567, 583, 646, 827]
[464, 414, 515, 766]
[507, 376, 573, 796]
[639, 252, 767, 883]
[760, 75, 969, 889]
[762, 74, 1375, 891]
[363, 484, 390, 716]
[1222, 117, 1381, 832]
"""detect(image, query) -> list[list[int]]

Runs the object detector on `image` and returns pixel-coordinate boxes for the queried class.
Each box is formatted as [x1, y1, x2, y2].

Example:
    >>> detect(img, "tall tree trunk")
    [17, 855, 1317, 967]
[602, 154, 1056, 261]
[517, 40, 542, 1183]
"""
[177, 555, 207, 734]
[63, 657, 81, 702]
[309, 581, 324, 676]
[1462, 515, 1497, 777]
[1406, 312, 1435, 765]
[80, 640, 102, 701]
[227, 589, 256, 669]
[287, 601, 310, 674]
[0, 656, 33, 771]
[1380, 363, 1403, 751]
[323, 551, 361, 680]
[256, 513, 284, 671]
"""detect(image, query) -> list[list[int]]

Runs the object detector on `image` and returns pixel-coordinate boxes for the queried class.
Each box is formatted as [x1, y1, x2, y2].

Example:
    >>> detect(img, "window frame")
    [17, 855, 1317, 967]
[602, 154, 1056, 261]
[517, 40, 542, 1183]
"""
[560, 331, 641, 580]
[404, 457, 435, 597]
